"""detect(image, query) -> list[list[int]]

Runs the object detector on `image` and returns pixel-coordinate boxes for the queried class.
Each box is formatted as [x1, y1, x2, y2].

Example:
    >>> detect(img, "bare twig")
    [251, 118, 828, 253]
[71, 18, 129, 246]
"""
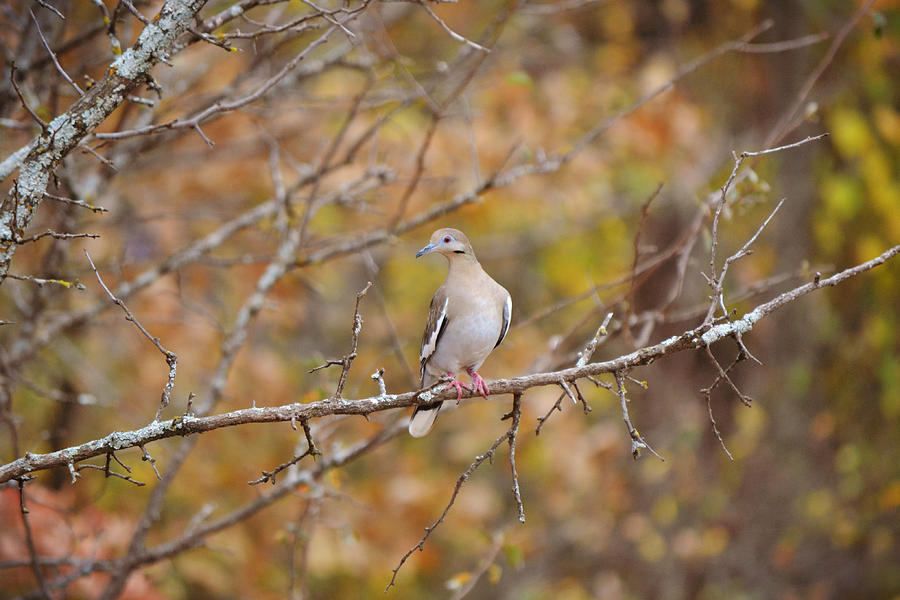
[309, 282, 373, 400]
[33, 0, 65, 20]
[138, 444, 161, 480]
[535, 390, 566, 436]
[30, 9, 84, 95]
[703, 346, 752, 407]
[18, 480, 54, 600]
[16, 230, 99, 244]
[417, 0, 489, 52]
[506, 393, 525, 524]
[4, 272, 85, 289]
[77, 463, 146, 486]
[700, 352, 748, 461]
[42, 192, 107, 213]
[624, 184, 663, 345]
[576, 312, 614, 367]
[705, 134, 829, 325]
[9, 64, 48, 131]
[85, 251, 178, 420]
[387, 397, 521, 592]
[614, 371, 663, 461]
[739, 32, 828, 54]
[249, 418, 321, 485]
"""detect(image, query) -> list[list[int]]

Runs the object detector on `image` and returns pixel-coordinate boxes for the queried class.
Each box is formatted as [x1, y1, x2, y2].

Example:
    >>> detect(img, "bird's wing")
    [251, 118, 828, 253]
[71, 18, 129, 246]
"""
[494, 292, 512, 349]
[419, 292, 449, 385]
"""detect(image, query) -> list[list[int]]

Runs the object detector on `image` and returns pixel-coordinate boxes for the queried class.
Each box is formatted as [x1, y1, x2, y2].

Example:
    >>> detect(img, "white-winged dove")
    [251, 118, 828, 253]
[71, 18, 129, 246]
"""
[408, 228, 512, 437]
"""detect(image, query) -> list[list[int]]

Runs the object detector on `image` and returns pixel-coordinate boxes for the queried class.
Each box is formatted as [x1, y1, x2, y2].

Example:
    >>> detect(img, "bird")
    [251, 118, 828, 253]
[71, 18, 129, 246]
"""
[408, 228, 512, 437]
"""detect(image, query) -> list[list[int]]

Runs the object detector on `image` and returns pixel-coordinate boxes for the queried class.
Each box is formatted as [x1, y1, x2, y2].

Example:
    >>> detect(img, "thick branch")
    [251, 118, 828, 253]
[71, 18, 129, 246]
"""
[2, 243, 895, 484]
[0, 0, 208, 279]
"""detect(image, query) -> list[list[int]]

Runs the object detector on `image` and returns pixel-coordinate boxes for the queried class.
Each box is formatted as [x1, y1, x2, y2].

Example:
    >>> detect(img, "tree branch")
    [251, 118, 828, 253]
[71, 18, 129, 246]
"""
[0, 0, 208, 279]
[2, 242, 895, 484]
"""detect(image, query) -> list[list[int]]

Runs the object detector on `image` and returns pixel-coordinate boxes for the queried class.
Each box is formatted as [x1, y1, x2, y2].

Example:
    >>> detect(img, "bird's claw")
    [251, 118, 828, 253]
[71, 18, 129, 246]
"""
[444, 373, 471, 404]
[466, 369, 490, 399]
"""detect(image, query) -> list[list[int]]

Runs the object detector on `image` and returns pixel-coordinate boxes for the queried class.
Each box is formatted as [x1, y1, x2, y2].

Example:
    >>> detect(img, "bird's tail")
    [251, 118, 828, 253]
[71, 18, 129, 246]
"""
[408, 401, 442, 437]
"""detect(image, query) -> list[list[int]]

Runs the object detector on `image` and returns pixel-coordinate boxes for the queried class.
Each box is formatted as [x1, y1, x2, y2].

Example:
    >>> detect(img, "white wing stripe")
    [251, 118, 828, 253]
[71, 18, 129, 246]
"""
[495, 293, 511, 348]
[419, 296, 448, 362]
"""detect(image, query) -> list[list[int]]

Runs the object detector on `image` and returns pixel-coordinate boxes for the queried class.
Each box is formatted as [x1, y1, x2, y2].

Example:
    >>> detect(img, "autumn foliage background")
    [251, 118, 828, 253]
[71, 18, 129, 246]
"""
[1, 0, 899, 598]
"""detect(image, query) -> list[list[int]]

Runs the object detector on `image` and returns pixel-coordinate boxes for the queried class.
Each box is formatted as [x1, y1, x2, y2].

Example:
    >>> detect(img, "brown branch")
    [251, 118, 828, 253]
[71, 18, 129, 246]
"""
[2, 242, 897, 484]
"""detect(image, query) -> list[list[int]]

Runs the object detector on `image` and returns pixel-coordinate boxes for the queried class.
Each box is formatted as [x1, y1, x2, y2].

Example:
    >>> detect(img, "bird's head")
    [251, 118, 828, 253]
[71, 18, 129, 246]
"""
[416, 228, 476, 260]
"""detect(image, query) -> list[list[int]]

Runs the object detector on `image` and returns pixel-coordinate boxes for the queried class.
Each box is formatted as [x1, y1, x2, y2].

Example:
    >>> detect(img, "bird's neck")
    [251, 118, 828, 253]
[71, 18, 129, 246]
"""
[446, 254, 483, 281]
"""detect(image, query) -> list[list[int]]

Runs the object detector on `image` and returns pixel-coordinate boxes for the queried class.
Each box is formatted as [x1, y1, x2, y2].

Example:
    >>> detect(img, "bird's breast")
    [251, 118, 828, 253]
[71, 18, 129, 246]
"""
[428, 301, 502, 374]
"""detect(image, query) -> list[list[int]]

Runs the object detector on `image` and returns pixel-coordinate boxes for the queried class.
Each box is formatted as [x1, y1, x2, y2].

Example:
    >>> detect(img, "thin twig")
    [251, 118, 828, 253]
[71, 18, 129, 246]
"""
[18, 480, 54, 600]
[16, 230, 99, 244]
[535, 390, 566, 436]
[9, 64, 47, 130]
[42, 192, 107, 213]
[576, 312, 614, 367]
[387, 394, 525, 591]
[249, 418, 321, 485]
[85, 251, 178, 420]
[30, 9, 83, 95]
[138, 444, 161, 480]
[704, 134, 829, 325]
[4, 272, 85, 289]
[703, 346, 752, 407]
[33, 0, 65, 19]
[506, 393, 525, 524]
[309, 282, 373, 400]
[77, 464, 146, 486]
[614, 371, 664, 461]
[624, 184, 663, 345]
[700, 352, 747, 461]
[417, 0, 489, 52]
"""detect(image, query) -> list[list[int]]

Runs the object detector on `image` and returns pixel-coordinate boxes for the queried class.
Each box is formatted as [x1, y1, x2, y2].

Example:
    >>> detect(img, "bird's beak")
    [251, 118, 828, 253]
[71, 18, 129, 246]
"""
[416, 243, 437, 258]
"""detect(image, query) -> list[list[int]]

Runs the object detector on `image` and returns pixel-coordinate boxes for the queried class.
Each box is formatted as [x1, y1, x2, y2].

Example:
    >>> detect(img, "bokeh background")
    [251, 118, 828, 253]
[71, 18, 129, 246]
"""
[1, 0, 898, 598]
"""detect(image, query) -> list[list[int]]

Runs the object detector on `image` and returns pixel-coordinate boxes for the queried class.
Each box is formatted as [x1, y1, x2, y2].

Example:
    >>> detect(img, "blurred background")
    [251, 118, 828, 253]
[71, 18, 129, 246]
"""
[1, 0, 898, 598]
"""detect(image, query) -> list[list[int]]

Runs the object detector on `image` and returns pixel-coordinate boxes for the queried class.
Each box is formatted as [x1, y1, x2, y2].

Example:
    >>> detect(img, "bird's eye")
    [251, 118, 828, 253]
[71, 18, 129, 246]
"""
[443, 236, 452, 243]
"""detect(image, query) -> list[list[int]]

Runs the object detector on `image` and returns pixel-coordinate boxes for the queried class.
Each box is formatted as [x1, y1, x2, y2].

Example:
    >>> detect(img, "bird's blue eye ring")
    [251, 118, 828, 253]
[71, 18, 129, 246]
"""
[443, 235, 453, 243]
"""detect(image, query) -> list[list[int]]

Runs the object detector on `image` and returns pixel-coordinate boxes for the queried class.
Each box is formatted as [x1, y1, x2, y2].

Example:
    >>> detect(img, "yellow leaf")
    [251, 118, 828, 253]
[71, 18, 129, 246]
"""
[488, 563, 502, 584]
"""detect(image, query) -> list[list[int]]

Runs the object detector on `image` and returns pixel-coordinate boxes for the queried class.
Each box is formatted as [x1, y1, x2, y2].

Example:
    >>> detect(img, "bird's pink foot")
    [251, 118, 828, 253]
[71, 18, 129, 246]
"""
[444, 372, 471, 403]
[466, 368, 490, 399]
